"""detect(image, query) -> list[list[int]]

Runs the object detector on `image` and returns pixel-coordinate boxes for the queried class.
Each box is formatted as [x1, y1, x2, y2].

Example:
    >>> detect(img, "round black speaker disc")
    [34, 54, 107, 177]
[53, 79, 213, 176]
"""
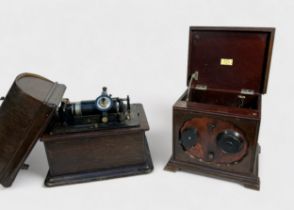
[217, 130, 244, 154]
[180, 128, 197, 150]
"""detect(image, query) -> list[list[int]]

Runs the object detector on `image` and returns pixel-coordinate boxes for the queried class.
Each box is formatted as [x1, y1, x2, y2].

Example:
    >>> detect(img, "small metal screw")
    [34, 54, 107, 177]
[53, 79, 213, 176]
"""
[208, 123, 216, 132]
[208, 152, 214, 161]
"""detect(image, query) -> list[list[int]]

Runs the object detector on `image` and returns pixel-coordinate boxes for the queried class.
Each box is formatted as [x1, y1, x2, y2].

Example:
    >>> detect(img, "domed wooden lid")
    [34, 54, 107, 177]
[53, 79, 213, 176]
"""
[0, 73, 66, 187]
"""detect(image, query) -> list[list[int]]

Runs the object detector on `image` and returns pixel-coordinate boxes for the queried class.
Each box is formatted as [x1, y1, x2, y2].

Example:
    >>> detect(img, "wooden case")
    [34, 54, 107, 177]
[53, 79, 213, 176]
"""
[165, 27, 275, 190]
[41, 104, 153, 187]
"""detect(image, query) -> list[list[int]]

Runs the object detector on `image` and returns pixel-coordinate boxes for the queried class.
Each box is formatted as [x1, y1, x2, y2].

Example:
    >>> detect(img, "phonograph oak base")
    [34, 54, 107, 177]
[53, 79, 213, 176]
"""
[45, 136, 153, 187]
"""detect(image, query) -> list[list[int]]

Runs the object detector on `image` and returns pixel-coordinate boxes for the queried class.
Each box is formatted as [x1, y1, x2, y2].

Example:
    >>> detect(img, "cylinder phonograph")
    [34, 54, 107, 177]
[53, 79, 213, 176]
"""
[0, 73, 153, 187]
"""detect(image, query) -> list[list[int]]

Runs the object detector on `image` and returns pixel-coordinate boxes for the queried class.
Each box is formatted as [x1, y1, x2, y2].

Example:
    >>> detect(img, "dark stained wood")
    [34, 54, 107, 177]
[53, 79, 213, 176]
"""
[44, 136, 153, 187]
[44, 132, 145, 176]
[41, 104, 153, 187]
[166, 91, 261, 190]
[187, 27, 275, 94]
[166, 26, 275, 190]
[0, 73, 66, 187]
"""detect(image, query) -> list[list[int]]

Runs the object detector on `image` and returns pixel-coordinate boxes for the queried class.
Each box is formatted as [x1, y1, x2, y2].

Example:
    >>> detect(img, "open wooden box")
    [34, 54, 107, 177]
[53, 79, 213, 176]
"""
[165, 27, 275, 190]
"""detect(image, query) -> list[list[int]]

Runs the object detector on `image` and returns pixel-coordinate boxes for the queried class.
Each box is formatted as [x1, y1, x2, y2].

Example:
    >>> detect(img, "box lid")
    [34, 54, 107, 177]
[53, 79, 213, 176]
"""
[187, 27, 275, 94]
[0, 73, 66, 187]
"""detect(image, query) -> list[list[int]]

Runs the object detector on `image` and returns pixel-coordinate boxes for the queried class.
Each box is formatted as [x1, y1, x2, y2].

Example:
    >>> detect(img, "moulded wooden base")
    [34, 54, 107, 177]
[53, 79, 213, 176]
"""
[44, 136, 153, 187]
[165, 154, 260, 190]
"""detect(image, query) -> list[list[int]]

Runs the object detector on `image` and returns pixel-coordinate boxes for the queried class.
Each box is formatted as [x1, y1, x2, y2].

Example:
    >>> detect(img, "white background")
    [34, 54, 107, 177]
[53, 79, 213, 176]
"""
[0, 0, 293, 209]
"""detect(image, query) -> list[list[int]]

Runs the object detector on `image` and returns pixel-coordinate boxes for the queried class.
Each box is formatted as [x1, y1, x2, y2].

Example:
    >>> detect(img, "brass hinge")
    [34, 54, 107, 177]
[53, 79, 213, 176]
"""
[195, 84, 207, 90]
[241, 89, 255, 95]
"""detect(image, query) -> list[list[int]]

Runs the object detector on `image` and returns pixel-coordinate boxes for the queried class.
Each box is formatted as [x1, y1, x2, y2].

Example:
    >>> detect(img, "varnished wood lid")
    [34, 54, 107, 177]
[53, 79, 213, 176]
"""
[187, 26, 275, 94]
[0, 73, 66, 187]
